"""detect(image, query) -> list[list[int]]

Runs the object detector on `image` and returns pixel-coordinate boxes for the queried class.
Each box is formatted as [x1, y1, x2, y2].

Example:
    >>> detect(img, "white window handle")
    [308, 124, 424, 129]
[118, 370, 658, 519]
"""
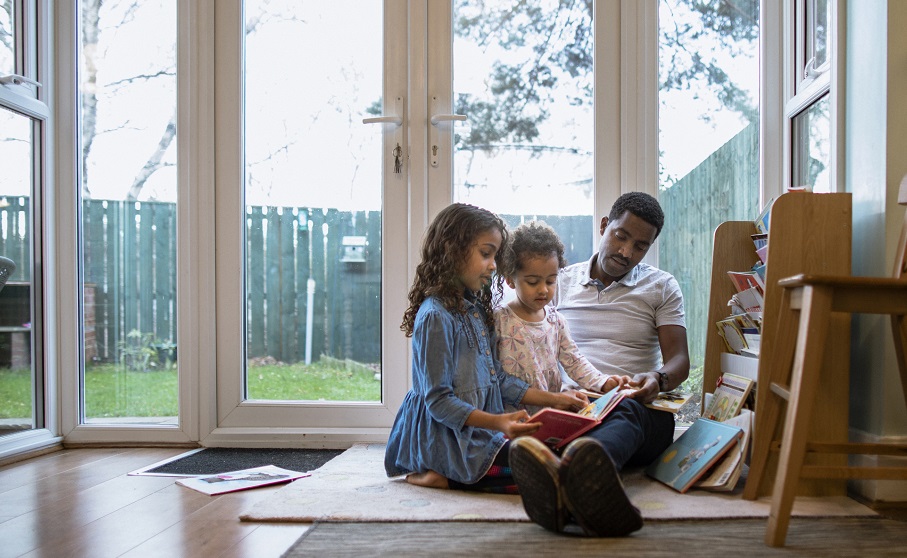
[362, 115, 402, 126]
[0, 74, 42, 88]
[430, 113, 467, 126]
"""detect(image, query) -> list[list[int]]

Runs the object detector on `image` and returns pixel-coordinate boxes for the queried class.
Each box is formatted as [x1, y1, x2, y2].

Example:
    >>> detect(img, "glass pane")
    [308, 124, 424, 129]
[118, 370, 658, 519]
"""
[0, 107, 35, 436]
[792, 95, 831, 193]
[658, 0, 760, 393]
[243, 2, 382, 402]
[79, 1, 178, 424]
[0, 0, 14, 75]
[452, 0, 595, 268]
[810, 0, 830, 69]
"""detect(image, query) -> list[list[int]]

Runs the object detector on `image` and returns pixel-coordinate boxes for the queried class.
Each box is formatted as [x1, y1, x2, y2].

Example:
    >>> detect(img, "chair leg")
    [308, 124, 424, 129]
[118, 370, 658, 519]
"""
[891, 313, 907, 411]
[744, 287, 799, 501]
[765, 285, 832, 547]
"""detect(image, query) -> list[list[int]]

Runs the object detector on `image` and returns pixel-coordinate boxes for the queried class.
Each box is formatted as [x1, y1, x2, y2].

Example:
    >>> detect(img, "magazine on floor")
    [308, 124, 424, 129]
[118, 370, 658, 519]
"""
[176, 465, 310, 495]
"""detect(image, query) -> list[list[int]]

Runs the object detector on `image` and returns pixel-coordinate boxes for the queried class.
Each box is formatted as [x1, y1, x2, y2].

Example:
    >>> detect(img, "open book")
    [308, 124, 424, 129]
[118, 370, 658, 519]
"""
[527, 387, 629, 450]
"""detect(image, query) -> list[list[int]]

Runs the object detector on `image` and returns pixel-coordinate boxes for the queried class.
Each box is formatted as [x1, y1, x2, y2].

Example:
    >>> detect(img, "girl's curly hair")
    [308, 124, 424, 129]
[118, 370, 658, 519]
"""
[499, 220, 567, 280]
[401, 203, 508, 337]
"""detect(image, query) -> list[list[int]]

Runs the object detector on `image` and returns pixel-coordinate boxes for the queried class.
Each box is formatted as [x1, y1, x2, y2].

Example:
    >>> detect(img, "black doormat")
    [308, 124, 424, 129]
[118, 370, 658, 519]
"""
[131, 447, 345, 476]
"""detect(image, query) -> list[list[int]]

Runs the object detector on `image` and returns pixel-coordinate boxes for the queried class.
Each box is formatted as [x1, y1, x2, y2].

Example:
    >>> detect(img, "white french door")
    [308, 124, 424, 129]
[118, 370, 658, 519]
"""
[205, 0, 633, 444]
[208, 0, 410, 444]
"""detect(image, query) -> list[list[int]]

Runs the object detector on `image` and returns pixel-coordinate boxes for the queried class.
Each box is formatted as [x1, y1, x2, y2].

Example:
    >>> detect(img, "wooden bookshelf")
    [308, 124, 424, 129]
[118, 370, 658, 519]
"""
[703, 192, 852, 497]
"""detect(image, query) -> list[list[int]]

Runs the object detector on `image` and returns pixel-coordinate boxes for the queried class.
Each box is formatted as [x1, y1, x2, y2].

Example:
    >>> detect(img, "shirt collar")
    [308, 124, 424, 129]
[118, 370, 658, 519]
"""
[580, 255, 641, 289]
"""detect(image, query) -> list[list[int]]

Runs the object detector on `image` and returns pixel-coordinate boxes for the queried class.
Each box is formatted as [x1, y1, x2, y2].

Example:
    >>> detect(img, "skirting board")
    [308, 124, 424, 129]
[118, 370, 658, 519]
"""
[848, 429, 907, 504]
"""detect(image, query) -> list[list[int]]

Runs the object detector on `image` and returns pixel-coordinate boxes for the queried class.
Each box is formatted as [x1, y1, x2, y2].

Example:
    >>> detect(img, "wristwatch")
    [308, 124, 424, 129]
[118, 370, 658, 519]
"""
[656, 372, 668, 392]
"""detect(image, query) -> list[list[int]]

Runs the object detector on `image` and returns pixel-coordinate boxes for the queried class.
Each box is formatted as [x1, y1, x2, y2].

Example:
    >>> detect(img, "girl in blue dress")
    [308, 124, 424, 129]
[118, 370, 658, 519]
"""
[384, 203, 587, 493]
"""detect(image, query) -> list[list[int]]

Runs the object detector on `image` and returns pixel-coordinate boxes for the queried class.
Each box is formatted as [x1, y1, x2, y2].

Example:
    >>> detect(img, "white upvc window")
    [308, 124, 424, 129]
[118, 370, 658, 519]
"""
[785, 0, 838, 194]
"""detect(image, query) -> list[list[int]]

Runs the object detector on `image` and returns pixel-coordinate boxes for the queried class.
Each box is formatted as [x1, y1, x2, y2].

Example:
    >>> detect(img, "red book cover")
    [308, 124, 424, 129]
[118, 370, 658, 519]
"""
[525, 408, 600, 450]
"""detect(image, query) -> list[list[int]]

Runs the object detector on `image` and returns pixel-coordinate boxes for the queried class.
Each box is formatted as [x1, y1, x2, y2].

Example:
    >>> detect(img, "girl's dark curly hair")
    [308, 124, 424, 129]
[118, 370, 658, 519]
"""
[401, 203, 508, 337]
[499, 220, 567, 280]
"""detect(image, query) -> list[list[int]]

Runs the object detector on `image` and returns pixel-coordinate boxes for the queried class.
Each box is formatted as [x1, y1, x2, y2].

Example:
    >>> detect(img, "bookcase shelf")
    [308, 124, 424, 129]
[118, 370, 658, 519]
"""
[703, 192, 852, 497]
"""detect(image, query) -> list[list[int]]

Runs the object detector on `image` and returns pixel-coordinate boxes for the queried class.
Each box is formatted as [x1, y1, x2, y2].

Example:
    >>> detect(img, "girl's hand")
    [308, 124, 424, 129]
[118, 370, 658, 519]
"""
[601, 374, 632, 393]
[551, 391, 588, 413]
[496, 410, 541, 439]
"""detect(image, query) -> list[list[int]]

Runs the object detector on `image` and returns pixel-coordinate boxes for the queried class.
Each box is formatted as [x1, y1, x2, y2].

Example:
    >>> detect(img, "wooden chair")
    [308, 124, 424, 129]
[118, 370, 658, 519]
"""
[742, 176, 907, 546]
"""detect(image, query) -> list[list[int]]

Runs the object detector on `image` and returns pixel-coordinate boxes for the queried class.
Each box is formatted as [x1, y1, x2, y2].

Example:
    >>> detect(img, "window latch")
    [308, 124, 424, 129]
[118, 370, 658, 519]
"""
[0, 74, 42, 89]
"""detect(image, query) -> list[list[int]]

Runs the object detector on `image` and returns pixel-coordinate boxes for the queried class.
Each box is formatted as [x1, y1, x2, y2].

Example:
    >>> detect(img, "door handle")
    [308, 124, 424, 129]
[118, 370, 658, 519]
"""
[429, 96, 468, 168]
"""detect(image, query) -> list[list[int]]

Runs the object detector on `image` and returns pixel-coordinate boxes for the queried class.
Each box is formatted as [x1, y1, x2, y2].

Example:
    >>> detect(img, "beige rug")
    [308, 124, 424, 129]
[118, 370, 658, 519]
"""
[240, 444, 876, 523]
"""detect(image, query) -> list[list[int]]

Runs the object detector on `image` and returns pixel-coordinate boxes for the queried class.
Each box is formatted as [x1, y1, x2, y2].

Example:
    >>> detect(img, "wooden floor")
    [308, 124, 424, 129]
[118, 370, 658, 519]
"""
[1, 447, 906, 558]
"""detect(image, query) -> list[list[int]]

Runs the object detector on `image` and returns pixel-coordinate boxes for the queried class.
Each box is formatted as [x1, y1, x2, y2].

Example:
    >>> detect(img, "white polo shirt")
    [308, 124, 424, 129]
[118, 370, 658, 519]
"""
[554, 257, 686, 377]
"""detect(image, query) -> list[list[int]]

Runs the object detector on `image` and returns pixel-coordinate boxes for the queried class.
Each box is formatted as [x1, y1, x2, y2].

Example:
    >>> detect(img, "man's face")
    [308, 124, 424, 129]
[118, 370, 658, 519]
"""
[594, 211, 658, 282]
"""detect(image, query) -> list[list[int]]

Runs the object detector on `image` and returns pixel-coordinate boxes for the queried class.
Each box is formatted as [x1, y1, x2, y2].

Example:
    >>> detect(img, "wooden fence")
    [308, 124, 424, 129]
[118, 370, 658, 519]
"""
[658, 121, 759, 368]
[1, 122, 757, 369]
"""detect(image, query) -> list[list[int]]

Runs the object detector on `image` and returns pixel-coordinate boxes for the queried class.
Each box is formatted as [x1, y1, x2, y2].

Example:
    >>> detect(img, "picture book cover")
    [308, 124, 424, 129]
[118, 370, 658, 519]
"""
[645, 418, 744, 493]
[527, 387, 633, 450]
[703, 372, 755, 422]
[176, 465, 310, 495]
[526, 408, 600, 450]
[695, 409, 753, 491]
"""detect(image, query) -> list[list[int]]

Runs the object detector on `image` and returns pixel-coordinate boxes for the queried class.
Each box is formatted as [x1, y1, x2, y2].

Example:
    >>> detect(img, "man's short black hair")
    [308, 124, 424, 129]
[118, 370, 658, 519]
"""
[608, 192, 664, 238]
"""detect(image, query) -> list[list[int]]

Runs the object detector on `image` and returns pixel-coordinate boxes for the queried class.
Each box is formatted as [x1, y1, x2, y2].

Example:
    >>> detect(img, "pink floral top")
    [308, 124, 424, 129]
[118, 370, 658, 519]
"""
[494, 305, 610, 411]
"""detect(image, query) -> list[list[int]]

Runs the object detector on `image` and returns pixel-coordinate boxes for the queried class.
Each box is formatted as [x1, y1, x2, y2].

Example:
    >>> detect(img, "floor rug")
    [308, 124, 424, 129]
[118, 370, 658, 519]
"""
[129, 447, 345, 477]
[240, 444, 876, 522]
[281, 518, 905, 558]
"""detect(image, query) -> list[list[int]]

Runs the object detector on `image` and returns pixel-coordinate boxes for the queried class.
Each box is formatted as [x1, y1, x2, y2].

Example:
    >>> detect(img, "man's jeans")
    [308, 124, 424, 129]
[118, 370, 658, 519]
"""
[584, 397, 675, 470]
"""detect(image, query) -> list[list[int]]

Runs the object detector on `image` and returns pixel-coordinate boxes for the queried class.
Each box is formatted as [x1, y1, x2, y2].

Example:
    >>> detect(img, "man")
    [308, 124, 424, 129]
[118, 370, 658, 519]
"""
[509, 192, 690, 538]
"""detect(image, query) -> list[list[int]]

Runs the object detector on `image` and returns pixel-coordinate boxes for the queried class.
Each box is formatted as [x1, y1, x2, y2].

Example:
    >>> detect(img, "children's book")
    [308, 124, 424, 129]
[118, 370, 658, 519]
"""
[646, 390, 694, 413]
[175, 465, 310, 495]
[645, 417, 744, 493]
[527, 387, 629, 450]
[694, 408, 753, 491]
[703, 372, 755, 422]
[727, 270, 765, 296]
[581, 386, 693, 414]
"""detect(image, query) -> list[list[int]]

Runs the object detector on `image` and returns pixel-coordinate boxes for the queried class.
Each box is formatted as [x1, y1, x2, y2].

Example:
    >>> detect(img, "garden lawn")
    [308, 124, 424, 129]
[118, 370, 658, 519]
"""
[0, 359, 381, 419]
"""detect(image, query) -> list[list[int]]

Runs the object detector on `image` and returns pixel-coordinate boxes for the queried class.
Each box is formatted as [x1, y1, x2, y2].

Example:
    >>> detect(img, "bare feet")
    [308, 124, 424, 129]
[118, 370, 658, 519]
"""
[406, 470, 449, 489]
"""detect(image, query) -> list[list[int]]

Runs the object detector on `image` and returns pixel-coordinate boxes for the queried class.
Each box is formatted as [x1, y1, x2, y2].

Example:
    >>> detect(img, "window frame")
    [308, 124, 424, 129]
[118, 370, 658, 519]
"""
[781, 0, 841, 195]
[0, 0, 58, 460]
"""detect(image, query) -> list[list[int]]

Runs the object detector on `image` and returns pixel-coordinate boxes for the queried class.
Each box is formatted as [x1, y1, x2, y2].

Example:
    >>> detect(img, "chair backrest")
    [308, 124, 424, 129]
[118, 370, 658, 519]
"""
[0, 256, 15, 292]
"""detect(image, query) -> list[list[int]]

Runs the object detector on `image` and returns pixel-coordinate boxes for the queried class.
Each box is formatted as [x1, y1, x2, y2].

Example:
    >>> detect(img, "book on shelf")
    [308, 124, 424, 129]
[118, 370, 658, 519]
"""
[703, 372, 755, 422]
[176, 465, 310, 495]
[727, 270, 765, 296]
[645, 417, 744, 493]
[715, 314, 760, 355]
[527, 386, 629, 450]
[728, 286, 763, 314]
[754, 196, 776, 234]
[694, 408, 753, 491]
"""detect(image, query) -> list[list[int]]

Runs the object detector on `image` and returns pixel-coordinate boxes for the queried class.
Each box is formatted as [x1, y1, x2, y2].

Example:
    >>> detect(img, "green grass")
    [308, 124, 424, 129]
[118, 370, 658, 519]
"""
[0, 357, 380, 419]
[0, 367, 32, 420]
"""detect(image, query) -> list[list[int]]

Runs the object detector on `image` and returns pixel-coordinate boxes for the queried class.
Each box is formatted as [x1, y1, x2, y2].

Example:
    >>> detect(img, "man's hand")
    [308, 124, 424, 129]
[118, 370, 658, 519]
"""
[627, 372, 660, 403]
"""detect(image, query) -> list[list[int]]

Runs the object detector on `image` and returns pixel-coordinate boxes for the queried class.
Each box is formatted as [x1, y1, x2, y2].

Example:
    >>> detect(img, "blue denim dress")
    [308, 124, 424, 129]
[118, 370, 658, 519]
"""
[385, 294, 530, 484]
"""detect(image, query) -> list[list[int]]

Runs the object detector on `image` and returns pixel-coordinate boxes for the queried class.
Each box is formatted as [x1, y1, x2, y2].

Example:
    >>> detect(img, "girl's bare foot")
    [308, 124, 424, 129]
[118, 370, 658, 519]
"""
[406, 470, 449, 489]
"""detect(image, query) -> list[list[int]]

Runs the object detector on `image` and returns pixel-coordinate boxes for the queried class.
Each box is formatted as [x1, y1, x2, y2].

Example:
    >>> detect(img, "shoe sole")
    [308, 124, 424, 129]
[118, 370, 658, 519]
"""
[509, 439, 565, 533]
[561, 439, 643, 537]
